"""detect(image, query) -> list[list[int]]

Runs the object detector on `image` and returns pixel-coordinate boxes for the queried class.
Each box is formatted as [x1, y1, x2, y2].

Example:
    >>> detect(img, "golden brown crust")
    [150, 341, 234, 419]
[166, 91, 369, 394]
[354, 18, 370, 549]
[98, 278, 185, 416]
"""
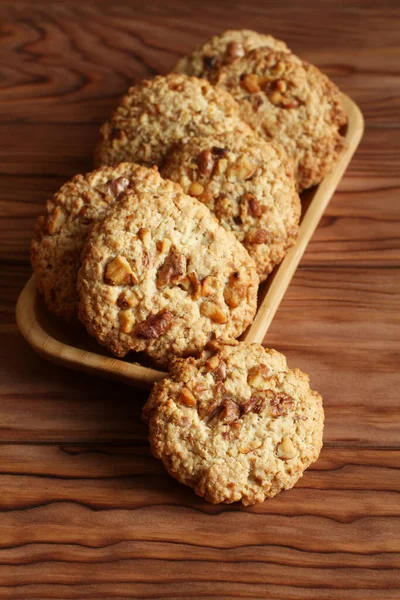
[77, 172, 259, 366]
[143, 342, 324, 505]
[212, 48, 347, 190]
[94, 73, 253, 169]
[162, 132, 301, 280]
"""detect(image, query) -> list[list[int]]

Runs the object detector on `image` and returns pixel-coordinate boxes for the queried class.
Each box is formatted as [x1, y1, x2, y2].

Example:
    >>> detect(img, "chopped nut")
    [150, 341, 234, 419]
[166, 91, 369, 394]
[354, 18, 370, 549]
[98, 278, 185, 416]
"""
[180, 387, 197, 407]
[188, 181, 204, 196]
[205, 355, 227, 382]
[277, 437, 297, 459]
[117, 290, 138, 309]
[281, 97, 300, 109]
[156, 250, 187, 287]
[272, 61, 286, 77]
[247, 365, 271, 389]
[109, 177, 130, 198]
[224, 272, 248, 308]
[138, 228, 151, 246]
[245, 228, 270, 245]
[226, 41, 245, 61]
[200, 301, 228, 324]
[220, 399, 240, 423]
[269, 392, 295, 417]
[47, 207, 66, 235]
[104, 256, 138, 286]
[269, 90, 283, 106]
[201, 275, 216, 297]
[228, 156, 257, 181]
[156, 238, 172, 254]
[193, 381, 209, 396]
[276, 79, 287, 93]
[188, 271, 201, 300]
[119, 309, 134, 333]
[246, 194, 262, 217]
[197, 150, 215, 177]
[214, 158, 228, 175]
[135, 309, 173, 339]
[241, 73, 261, 93]
[241, 395, 264, 415]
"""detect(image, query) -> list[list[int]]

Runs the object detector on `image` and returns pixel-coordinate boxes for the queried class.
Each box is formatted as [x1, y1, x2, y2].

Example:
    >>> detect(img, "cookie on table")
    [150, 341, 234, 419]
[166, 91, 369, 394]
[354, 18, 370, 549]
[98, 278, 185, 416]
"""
[94, 73, 253, 169]
[211, 48, 347, 190]
[77, 174, 259, 366]
[31, 163, 159, 322]
[162, 131, 301, 281]
[142, 341, 324, 505]
[173, 29, 290, 78]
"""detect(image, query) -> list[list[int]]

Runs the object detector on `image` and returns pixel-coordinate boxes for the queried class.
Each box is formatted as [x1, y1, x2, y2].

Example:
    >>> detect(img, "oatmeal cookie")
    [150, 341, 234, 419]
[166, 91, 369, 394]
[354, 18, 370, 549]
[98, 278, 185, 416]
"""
[143, 341, 324, 505]
[212, 48, 347, 190]
[31, 163, 159, 321]
[77, 175, 259, 366]
[94, 73, 252, 169]
[173, 29, 289, 78]
[162, 132, 301, 280]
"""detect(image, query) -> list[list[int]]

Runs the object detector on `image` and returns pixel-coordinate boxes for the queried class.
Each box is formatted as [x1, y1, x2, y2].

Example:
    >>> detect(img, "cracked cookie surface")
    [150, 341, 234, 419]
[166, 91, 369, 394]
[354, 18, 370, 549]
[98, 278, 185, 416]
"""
[162, 131, 301, 281]
[212, 48, 347, 190]
[173, 29, 289, 79]
[77, 175, 258, 366]
[143, 341, 324, 505]
[94, 73, 252, 169]
[31, 163, 159, 321]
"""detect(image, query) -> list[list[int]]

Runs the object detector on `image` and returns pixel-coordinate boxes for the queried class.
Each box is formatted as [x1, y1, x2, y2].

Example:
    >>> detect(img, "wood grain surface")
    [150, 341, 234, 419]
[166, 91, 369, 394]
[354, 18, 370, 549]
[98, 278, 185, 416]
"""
[1, 1, 400, 598]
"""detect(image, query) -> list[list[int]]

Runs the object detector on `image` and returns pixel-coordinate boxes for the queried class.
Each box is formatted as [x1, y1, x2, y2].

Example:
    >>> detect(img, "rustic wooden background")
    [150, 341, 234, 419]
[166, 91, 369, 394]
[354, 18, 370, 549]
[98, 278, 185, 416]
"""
[1, 0, 400, 598]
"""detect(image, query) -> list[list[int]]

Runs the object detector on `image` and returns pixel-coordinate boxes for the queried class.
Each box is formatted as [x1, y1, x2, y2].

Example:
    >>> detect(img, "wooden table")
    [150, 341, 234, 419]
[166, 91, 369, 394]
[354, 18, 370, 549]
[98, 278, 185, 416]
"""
[2, 1, 399, 598]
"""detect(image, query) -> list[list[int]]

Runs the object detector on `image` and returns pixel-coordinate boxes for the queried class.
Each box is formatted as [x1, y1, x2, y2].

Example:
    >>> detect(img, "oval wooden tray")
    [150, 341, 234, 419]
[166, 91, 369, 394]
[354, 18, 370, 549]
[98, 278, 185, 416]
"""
[16, 94, 364, 390]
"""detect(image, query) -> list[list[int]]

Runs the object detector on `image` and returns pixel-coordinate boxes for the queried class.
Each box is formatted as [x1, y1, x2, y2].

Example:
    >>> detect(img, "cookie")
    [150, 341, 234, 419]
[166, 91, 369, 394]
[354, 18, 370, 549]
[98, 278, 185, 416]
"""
[173, 29, 289, 79]
[94, 73, 253, 169]
[212, 48, 347, 190]
[142, 341, 324, 505]
[162, 132, 301, 280]
[77, 173, 259, 366]
[31, 162, 159, 321]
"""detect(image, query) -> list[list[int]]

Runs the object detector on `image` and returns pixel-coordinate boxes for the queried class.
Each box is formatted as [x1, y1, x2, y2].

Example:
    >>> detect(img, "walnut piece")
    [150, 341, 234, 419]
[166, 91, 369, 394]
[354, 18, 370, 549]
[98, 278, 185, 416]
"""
[189, 182, 204, 196]
[269, 392, 295, 417]
[109, 176, 130, 198]
[117, 290, 138, 309]
[200, 301, 228, 324]
[180, 387, 197, 407]
[201, 275, 216, 297]
[135, 309, 173, 339]
[205, 355, 227, 382]
[119, 309, 134, 333]
[104, 256, 138, 286]
[245, 228, 270, 245]
[220, 399, 240, 423]
[246, 194, 262, 218]
[241, 395, 264, 414]
[247, 364, 271, 389]
[228, 157, 257, 181]
[156, 250, 187, 287]
[224, 271, 248, 308]
[138, 228, 151, 246]
[197, 150, 215, 177]
[157, 238, 172, 254]
[226, 41, 245, 61]
[241, 73, 261, 94]
[188, 271, 201, 300]
[277, 437, 297, 459]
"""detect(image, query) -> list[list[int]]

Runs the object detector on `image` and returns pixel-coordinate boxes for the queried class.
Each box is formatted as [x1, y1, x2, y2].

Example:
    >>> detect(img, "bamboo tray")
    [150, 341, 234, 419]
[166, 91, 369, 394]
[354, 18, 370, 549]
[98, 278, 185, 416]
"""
[16, 94, 364, 389]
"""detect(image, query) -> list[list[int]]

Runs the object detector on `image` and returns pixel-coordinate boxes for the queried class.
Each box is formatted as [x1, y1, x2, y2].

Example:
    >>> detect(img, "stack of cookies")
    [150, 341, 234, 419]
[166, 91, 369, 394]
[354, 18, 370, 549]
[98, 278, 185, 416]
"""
[31, 29, 344, 505]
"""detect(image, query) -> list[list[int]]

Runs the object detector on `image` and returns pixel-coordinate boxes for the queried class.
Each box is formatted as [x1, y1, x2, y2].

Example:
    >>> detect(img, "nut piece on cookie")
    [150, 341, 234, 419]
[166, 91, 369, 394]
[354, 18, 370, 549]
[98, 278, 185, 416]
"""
[30, 163, 162, 322]
[77, 170, 258, 366]
[162, 131, 301, 281]
[142, 342, 324, 505]
[210, 48, 347, 190]
[173, 29, 290, 79]
[94, 73, 253, 169]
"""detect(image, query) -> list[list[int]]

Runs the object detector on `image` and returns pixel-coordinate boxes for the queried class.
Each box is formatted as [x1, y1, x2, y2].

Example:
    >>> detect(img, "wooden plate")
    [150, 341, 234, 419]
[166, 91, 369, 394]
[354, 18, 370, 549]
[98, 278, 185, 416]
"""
[16, 94, 364, 390]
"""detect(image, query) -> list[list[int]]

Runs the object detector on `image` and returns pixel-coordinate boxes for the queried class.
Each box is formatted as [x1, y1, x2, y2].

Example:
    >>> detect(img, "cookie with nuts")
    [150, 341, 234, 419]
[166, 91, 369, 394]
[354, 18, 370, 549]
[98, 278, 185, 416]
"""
[142, 341, 324, 505]
[211, 48, 347, 190]
[77, 173, 258, 366]
[94, 73, 253, 169]
[31, 163, 161, 321]
[162, 132, 301, 281]
[173, 29, 289, 79]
